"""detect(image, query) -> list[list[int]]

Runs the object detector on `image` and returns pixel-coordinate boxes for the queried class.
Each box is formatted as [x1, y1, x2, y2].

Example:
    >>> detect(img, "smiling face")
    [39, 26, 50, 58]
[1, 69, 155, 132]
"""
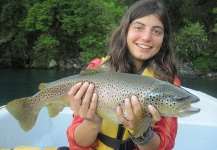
[127, 14, 164, 70]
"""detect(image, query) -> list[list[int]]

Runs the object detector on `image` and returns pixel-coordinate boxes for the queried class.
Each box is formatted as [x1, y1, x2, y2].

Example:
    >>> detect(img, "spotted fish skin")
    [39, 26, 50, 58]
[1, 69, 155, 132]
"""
[5, 68, 200, 133]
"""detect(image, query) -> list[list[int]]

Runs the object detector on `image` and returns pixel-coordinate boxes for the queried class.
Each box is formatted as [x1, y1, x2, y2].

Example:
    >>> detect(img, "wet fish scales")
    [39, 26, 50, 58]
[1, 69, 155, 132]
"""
[5, 68, 200, 136]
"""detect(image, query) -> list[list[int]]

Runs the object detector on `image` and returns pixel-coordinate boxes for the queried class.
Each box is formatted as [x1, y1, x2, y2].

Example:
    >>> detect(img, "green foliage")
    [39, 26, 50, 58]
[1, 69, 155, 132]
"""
[31, 34, 60, 68]
[193, 57, 217, 73]
[31, 55, 50, 68]
[0, 1, 28, 67]
[175, 22, 208, 61]
[73, 0, 125, 63]
[0, 0, 217, 73]
[0, 1, 26, 34]
[178, 0, 217, 32]
[19, 1, 55, 32]
[17, 0, 125, 66]
[213, 7, 217, 33]
[34, 34, 60, 53]
[123, 0, 139, 7]
[61, 0, 125, 63]
[179, 0, 204, 24]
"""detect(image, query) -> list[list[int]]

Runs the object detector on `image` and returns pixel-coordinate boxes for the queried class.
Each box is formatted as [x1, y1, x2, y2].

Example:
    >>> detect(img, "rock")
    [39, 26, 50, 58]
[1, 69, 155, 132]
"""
[65, 62, 73, 70]
[177, 58, 199, 77]
[58, 60, 65, 68]
[49, 59, 57, 68]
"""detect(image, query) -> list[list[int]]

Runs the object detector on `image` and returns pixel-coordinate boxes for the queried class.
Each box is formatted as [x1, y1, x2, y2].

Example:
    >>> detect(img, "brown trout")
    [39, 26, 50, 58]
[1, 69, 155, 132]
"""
[5, 68, 200, 136]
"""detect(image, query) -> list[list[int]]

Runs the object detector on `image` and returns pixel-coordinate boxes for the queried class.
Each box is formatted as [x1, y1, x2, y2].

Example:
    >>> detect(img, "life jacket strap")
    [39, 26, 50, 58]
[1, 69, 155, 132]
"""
[137, 62, 148, 75]
[97, 132, 134, 150]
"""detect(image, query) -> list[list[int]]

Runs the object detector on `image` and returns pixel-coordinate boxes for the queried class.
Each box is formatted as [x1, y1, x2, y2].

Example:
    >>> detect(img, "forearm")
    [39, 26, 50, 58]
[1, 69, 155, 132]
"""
[74, 119, 102, 147]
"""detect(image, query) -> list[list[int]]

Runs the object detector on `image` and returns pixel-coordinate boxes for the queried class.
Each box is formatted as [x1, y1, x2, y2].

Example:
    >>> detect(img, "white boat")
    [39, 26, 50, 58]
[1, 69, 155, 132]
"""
[0, 87, 217, 150]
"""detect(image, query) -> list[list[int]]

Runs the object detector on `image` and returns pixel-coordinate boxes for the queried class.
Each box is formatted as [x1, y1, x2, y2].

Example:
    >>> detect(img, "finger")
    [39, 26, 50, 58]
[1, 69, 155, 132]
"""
[73, 82, 89, 115]
[79, 84, 94, 117]
[74, 82, 89, 102]
[67, 82, 82, 110]
[67, 82, 82, 97]
[116, 105, 125, 123]
[81, 84, 94, 107]
[87, 93, 98, 117]
[131, 95, 141, 113]
[116, 98, 133, 127]
[124, 97, 135, 121]
[148, 105, 161, 122]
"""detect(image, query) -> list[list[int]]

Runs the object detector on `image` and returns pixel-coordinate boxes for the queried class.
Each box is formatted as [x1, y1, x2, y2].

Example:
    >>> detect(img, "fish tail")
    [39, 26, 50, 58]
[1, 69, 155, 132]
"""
[6, 97, 41, 132]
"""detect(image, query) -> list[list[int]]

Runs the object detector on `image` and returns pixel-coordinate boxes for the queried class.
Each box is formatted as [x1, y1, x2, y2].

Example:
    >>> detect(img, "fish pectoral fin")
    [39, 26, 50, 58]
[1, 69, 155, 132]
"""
[80, 67, 106, 75]
[46, 103, 65, 118]
[130, 108, 152, 138]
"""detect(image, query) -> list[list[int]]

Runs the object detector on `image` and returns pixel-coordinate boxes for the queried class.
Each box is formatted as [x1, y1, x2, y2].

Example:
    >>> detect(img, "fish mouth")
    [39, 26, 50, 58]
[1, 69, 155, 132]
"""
[174, 104, 200, 117]
[180, 105, 200, 113]
[174, 98, 200, 117]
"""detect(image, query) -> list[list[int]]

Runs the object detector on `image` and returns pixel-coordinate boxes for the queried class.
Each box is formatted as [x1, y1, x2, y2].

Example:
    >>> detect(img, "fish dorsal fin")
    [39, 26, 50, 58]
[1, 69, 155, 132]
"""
[38, 83, 46, 90]
[80, 67, 106, 75]
[128, 108, 152, 138]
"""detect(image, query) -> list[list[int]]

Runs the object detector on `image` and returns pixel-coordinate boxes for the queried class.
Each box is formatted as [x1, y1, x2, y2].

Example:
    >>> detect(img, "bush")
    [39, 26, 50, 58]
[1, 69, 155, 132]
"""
[175, 22, 208, 61]
[19, 0, 125, 65]
[193, 57, 217, 73]
[213, 8, 217, 33]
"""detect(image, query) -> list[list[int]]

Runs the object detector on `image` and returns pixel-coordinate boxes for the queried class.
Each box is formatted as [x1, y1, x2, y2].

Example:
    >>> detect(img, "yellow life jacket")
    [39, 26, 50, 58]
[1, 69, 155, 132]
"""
[96, 58, 155, 150]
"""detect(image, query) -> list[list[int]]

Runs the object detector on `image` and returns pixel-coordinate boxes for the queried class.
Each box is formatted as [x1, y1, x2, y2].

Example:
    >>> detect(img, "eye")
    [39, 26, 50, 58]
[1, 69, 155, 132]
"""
[152, 28, 164, 36]
[132, 25, 144, 31]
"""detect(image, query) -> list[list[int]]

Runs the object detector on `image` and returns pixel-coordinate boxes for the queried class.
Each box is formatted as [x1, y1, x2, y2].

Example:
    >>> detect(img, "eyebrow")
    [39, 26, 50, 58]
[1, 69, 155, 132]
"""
[131, 21, 164, 30]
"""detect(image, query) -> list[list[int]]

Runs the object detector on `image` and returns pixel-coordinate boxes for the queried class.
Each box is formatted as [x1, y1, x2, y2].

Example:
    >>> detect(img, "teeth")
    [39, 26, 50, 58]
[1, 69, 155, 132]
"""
[137, 44, 150, 49]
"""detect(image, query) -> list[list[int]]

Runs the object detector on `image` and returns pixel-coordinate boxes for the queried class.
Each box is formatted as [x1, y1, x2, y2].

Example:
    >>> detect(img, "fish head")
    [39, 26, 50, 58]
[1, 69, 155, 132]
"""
[147, 83, 200, 117]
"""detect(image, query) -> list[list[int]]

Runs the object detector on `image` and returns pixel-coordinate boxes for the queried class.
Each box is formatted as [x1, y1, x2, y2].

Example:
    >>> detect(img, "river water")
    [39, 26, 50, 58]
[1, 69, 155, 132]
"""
[0, 68, 216, 106]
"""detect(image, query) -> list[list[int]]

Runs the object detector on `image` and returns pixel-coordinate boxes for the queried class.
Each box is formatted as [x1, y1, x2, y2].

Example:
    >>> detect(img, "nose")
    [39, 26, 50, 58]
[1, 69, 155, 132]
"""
[141, 29, 152, 41]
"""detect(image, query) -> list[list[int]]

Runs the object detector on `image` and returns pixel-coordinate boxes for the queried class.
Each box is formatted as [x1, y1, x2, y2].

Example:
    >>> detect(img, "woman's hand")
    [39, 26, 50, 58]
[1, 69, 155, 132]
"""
[67, 82, 102, 123]
[148, 105, 161, 125]
[68, 82, 102, 147]
[116, 95, 161, 130]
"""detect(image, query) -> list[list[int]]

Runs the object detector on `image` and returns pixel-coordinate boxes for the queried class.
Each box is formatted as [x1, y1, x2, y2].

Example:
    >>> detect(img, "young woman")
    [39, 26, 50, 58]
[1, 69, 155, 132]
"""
[67, 0, 180, 149]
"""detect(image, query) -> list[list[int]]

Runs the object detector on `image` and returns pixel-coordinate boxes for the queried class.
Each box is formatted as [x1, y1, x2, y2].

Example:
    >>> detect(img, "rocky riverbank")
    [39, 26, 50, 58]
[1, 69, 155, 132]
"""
[177, 59, 199, 78]
[177, 59, 217, 80]
[48, 58, 217, 80]
[48, 58, 86, 70]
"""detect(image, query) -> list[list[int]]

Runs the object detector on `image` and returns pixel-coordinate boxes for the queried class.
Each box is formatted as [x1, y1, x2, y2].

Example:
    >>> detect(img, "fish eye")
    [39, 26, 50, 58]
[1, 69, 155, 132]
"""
[176, 97, 183, 101]
[176, 95, 189, 101]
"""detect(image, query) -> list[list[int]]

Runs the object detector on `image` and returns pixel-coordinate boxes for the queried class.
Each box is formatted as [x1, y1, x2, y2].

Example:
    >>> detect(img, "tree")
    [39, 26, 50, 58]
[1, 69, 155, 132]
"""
[213, 7, 217, 33]
[18, 0, 125, 67]
[0, 0, 28, 67]
[0, 0, 217, 72]
[175, 22, 207, 60]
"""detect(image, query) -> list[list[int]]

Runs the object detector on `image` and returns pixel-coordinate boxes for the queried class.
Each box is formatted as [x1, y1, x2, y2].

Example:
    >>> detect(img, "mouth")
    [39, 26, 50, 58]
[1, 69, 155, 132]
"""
[137, 44, 152, 49]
